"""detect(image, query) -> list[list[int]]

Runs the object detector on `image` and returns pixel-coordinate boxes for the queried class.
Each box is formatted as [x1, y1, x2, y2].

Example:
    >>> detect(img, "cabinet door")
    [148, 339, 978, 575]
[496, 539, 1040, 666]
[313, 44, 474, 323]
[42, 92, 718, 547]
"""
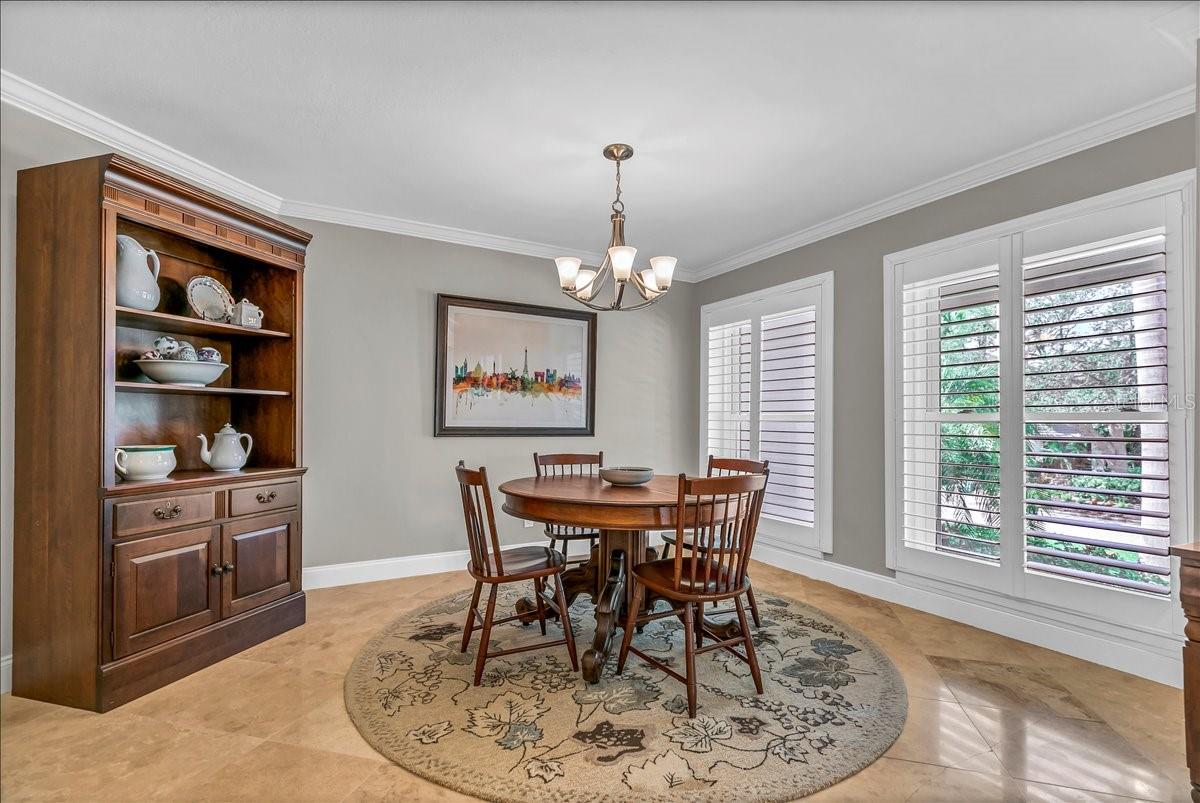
[113, 526, 221, 658]
[222, 511, 299, 618]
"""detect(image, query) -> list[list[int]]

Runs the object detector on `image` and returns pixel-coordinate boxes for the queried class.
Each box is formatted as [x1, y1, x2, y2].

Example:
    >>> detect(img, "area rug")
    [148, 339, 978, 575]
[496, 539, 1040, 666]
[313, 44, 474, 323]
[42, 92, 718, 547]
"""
[344, 584, 907, 802]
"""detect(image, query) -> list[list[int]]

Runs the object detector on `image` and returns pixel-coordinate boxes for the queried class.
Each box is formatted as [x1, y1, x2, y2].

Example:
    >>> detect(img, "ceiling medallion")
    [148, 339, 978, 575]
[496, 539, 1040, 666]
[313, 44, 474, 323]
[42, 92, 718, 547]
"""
[554, 144, 677, 311]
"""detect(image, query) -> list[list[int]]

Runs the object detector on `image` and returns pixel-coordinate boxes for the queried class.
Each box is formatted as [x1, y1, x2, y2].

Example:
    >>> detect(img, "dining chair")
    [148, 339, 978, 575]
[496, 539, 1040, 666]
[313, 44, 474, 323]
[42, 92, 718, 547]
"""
[455, 461, 579, 685]
[534, 452, 604, 565]
[616, 471, 768, 718]
[659, 455, 768, 626]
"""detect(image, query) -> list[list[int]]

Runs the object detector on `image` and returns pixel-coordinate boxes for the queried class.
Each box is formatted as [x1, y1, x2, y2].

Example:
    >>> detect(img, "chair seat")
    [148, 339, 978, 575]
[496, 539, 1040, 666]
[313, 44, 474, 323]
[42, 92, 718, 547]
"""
[470, 546, 564, 580]
[633, 559, 749, 598]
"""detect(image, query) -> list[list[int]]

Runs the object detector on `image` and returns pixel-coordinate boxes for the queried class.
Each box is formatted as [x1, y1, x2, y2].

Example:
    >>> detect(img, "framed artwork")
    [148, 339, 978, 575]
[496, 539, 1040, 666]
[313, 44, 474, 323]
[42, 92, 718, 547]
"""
[434, 294, 597, 436]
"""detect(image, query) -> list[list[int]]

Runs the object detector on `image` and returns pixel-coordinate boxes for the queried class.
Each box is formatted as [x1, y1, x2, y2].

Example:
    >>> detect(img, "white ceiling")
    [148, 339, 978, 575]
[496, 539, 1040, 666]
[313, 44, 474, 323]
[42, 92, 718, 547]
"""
[1, 2, 1196, 279]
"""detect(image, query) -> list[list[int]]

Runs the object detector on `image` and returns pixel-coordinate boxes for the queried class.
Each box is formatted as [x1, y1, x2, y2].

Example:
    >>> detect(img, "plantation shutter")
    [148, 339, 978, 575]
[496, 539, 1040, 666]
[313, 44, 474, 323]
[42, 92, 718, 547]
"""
[706, 320, 751, 460]
[900, 263, 1003, 562]
[759, 307, 818, 525]
[1021, 235, 1171, 594]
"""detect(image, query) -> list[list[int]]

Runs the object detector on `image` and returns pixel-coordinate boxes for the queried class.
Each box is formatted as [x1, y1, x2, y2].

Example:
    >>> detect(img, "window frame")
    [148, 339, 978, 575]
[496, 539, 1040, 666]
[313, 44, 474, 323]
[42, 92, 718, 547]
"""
[884, 171, 1196, 638]
[699, 271, 835, 556]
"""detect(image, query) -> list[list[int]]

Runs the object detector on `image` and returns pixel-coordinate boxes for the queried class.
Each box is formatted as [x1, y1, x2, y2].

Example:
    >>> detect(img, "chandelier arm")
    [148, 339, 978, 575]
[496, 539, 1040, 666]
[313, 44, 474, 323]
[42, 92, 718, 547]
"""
[560, 289, 616, 312]
[609, 294, 664, 312]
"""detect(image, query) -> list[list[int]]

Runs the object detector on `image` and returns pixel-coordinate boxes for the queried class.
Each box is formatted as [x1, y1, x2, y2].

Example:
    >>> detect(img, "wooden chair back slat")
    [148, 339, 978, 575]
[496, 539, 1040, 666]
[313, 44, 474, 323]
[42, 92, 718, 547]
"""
[707, 455, 769, 477]
[535, 452, 604, 538]
[672, 471, 767, 596]
[455, 461, 504, 575]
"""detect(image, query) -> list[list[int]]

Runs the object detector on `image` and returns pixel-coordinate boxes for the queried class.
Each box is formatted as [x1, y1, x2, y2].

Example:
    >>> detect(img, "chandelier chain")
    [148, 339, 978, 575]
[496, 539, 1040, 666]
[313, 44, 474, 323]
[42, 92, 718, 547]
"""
[611, 160, 624, 214]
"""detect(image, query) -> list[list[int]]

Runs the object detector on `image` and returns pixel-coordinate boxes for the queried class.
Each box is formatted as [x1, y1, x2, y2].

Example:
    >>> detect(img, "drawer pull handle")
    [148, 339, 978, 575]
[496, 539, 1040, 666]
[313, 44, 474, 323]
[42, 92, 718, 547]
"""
[256, 490, 277, 504]
[211, 564, 225, 576]
[154, 503, 184, 520]
[223, 562, 235, 573]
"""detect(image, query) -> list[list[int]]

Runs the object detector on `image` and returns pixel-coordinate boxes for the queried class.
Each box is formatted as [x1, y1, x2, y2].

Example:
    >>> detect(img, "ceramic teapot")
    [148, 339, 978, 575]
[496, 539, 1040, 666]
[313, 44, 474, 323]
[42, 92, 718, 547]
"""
[115, 234, 161, 310]
[197, 423, 253, 472]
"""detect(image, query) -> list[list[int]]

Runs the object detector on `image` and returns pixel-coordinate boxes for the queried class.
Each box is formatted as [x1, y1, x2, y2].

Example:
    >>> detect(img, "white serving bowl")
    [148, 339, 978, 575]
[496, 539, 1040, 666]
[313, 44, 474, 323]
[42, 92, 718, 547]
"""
[135, 359, 228, 387]
[599, 466, 654, 486]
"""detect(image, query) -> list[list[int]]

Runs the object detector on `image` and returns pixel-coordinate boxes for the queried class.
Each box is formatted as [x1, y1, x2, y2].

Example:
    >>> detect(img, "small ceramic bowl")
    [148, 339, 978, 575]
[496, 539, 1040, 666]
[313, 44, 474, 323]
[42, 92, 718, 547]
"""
[114, 445, 177, 480]
[135, 359, 227, 387]
[599, 466, 654, 486]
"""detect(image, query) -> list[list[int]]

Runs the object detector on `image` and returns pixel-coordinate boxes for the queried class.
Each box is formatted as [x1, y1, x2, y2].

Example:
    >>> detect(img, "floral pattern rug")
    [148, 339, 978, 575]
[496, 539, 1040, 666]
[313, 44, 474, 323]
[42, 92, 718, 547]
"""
[344, 584, 907, 802]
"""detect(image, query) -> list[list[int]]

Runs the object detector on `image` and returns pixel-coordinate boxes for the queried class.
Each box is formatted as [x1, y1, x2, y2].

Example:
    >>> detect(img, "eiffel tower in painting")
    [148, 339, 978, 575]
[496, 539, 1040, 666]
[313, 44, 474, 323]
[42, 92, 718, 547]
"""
[522, 348, 529, 378]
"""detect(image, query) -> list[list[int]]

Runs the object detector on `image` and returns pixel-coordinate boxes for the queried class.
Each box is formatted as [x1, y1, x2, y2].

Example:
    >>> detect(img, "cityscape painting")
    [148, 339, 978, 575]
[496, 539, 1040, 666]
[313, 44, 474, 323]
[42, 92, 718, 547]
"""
[434, 295, 596, 436]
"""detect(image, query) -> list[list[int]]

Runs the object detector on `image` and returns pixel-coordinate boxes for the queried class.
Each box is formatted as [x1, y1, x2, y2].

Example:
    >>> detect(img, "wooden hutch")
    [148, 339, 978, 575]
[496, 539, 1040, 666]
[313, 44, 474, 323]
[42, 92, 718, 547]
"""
[13, 155, 310, 711]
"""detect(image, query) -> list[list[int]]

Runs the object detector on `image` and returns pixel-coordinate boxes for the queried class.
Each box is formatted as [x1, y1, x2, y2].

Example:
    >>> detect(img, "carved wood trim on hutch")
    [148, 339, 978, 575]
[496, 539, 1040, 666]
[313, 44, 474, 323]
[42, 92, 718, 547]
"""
[14, 154, 311, 711]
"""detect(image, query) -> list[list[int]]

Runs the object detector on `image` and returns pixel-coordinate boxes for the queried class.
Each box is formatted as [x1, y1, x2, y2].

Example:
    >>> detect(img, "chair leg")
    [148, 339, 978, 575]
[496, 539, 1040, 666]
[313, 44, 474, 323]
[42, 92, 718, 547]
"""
[735, 594, 764, 695]
[473, 584, 499, 686]
[746, 584, 762, 628]
[553, 572, 579, 671]
[460, 580, 483, 653]
[694, 603, 704, 648]
[682, 601, 698, 718]
[616, 580, 644, 675]
[533, 577, 548, 635]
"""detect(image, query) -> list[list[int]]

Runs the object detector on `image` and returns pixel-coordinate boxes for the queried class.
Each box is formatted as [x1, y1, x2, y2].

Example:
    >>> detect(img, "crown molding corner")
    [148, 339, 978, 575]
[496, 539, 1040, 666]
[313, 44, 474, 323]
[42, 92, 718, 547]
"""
[682, 84, 1197, 283]
[1, 69, 284, 214]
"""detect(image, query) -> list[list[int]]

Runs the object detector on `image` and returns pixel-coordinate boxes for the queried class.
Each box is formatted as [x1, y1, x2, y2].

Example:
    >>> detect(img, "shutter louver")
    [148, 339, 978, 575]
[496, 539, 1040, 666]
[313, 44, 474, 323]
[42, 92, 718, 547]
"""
[1022, 236, 1171, 595]
[706, 320, 751, 461]
[759, 307, 817, 525]
[902, 266, 1002, 561]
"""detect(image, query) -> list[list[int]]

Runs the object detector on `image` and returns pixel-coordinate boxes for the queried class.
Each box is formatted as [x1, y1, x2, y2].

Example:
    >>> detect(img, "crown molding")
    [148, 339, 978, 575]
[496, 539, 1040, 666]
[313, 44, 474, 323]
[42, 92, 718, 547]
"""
[278, 199, 606, 265]
[4, 69, 1192, 285]
[1, 69, 606, 269]
[681, 84, 1197, 282]
[0, 69, 285, 213]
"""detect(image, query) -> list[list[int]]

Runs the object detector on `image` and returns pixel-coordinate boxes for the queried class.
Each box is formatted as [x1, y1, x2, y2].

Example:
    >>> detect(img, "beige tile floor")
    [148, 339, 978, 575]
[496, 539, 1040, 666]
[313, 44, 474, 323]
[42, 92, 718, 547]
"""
[0, 561, 1189, 802]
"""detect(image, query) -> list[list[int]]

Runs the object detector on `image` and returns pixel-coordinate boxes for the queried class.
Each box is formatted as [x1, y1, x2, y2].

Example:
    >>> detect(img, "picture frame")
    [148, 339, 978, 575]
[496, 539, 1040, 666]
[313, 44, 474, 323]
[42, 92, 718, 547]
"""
[434, 294, 597, 437]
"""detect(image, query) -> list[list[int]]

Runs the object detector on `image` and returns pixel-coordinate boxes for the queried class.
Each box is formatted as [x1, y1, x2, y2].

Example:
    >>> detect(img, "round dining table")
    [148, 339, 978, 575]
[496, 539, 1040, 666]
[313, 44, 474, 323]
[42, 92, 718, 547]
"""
[499, 473, 742, 683]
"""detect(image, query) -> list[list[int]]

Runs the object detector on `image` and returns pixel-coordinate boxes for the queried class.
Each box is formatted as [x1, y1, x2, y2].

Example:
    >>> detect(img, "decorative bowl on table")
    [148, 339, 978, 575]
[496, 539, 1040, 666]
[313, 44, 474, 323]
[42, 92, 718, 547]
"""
[135, 359, 228, 388]
[599, 466, 654, 486]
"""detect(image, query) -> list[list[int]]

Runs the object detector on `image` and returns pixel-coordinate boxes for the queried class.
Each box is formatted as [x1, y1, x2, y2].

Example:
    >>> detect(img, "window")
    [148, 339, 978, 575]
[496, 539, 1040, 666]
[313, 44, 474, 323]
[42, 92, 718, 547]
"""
[886, 174, 1194, 634]
[701, 273, 833, 555]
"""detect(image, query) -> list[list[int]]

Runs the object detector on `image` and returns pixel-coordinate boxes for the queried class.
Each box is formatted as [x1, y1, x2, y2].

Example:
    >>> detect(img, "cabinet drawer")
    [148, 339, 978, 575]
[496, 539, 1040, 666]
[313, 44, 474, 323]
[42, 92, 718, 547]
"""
[114, 492, 216, 537]
[230, 481, 299, 517]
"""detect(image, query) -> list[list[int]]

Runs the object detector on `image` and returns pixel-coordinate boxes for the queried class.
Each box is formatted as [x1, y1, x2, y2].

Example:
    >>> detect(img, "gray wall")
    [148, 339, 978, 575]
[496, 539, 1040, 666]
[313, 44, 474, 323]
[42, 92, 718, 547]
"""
[693, 115, 1197, 577]
[0, 107, 698, 667]
[293, 218, 697, 568]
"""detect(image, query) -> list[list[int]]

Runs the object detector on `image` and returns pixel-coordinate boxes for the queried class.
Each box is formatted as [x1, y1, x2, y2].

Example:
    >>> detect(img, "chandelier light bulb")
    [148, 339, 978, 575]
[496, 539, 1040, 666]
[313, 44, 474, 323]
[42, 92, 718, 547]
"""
[640, 269, 660, 296]
[608, 246, 637, 281]
[555, 256, 582, 289]
[575, 269, 598, 301]
[650, 256, 677, 290]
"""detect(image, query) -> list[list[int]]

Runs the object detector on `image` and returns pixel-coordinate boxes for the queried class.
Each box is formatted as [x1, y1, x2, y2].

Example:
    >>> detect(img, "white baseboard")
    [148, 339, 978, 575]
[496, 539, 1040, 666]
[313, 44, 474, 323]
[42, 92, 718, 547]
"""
[753, 542, 1183, 688]
[1, 653, 10, 695]
[302, 540, 550, 590]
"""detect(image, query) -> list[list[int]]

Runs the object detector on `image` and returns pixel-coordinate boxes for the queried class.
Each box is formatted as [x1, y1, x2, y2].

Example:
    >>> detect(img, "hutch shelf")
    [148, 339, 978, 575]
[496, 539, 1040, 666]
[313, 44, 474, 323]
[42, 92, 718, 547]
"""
[14, 154, 311, 711]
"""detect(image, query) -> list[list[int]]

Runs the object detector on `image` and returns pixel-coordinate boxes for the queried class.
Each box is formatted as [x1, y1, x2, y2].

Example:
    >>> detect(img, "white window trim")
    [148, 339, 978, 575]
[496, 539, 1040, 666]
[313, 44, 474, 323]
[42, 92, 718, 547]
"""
[699, 271, 835, 556]
[883, 170, 1196, 641]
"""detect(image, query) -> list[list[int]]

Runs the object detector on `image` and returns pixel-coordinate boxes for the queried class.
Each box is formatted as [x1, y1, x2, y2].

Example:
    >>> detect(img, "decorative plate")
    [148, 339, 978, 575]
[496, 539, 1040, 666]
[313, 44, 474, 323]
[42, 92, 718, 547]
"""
[186, 276, 235, 322]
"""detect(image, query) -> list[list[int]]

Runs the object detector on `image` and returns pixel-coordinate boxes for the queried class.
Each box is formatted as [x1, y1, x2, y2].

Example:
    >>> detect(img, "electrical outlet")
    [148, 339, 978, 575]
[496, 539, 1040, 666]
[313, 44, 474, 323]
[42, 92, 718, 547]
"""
[524, 519, 537, 528]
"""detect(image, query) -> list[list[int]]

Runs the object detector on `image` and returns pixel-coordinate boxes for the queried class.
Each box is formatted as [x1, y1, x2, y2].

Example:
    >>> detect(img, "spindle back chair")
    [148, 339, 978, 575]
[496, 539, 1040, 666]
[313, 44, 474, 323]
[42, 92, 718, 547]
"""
[534, 452, 604, 564]
[617, 471, 769, 717]
[660, 455, 769, 625]
[455, 461, 579, 685]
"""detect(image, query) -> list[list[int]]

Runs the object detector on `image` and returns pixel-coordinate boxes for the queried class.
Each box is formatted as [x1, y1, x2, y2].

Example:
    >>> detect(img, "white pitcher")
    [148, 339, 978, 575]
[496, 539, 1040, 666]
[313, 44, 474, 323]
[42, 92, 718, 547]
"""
[116, 234, 161, 310]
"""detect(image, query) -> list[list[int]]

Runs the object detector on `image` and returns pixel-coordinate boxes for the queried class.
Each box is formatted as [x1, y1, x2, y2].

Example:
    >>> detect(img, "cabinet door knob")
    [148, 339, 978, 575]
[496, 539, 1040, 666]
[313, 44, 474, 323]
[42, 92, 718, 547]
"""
[223, 562, 235, 572]
[211, 564, 224, 576]
[256, 490, 277, 503]
[154, 503, 184, 520]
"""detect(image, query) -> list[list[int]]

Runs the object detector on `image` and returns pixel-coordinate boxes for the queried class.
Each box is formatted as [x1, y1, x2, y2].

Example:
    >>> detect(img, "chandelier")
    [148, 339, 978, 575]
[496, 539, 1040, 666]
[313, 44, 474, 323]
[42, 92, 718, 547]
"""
[554, 144, 677, 311]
